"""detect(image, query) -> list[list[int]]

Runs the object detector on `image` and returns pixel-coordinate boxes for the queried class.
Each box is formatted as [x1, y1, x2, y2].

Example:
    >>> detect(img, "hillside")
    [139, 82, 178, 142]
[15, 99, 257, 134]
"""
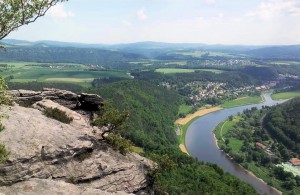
[0, 47, 144, 69]
[87, 80, 257, 194]
[247, 45, 300, 61]
[264, 97, 300, 154]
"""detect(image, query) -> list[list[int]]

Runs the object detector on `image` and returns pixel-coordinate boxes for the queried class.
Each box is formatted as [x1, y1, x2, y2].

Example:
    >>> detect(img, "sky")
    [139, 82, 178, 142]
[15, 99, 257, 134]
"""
[6, 0, 300, 45]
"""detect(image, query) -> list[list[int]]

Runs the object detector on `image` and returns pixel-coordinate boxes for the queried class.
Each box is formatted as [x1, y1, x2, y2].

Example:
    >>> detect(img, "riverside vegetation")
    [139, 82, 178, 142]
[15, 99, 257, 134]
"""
[214, 98, 300, 194]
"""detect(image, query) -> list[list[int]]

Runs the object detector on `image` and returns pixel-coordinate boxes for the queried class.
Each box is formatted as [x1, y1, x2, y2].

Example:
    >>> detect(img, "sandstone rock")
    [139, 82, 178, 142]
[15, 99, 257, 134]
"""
[0, 178, 131, 195]
[0, 104, 154, 194]
[18, 90, 41, 97]
[78, 93, 104, 111]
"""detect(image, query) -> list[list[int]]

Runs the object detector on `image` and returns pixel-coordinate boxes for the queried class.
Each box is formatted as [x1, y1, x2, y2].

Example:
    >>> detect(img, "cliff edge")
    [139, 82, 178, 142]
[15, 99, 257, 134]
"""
[0, 89, 154, 195]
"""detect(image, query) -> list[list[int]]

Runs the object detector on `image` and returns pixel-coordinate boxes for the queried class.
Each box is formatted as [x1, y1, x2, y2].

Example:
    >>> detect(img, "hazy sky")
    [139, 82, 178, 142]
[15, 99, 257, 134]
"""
[6, 0, 300, 45]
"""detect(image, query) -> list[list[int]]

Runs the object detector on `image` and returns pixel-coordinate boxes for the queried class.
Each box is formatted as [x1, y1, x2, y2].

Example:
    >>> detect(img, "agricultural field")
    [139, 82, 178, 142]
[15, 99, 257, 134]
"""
[271, 90, 300, 100]
[221, 95, 262, 108]
[155, 68, 224, 74]
[0, 61, 130, 87]
[155, 68, 195, 74]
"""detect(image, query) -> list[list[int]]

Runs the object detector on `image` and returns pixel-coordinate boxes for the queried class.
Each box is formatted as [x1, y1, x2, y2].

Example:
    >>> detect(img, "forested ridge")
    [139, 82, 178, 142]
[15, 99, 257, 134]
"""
[0, 47, 143, 69]
[87, 80, 257, 194]
[264, 97, 300, 153]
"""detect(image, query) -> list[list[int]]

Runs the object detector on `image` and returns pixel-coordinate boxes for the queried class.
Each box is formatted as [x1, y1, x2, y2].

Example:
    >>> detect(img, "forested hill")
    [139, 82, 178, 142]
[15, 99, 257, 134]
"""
[247, 45, 300, 61]
[264, 97, 300, 153]
[0, 47, 144, 69]
[88, 80, 183, 151]
[87, 80, 257, 194]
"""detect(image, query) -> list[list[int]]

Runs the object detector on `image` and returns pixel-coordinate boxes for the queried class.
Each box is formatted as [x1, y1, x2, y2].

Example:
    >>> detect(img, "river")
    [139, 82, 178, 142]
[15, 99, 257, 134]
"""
[185, 93, 285, 195]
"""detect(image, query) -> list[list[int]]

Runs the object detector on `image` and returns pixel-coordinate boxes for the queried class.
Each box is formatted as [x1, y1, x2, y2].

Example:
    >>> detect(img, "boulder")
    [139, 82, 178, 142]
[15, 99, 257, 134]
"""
[0, 104, 154, 194]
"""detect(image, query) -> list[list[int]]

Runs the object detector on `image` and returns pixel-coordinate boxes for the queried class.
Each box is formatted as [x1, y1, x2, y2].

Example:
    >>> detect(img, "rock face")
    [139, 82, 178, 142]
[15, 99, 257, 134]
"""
[0, 102, 154, 194]
[10, 88, 104, 121]
[0, 179, 130, 195]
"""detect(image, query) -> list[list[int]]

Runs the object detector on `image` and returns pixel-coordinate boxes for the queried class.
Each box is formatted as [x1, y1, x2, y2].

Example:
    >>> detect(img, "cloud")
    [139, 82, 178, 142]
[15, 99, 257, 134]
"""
[47, 4, 74, 18]
[246, 0, 300, 21]
[122, 20, 132, 27]
[203, 0, 215, 5]
[137, 9, 147, 20]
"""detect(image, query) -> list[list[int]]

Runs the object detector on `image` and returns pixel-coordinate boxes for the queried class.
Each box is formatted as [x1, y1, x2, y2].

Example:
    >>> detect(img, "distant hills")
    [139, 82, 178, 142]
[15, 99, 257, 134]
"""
[1, 39, 300, 61]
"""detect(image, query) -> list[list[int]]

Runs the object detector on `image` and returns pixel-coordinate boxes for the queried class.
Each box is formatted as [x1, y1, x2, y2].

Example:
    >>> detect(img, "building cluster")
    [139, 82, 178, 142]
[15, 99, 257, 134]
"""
[186, 81, 255, 103]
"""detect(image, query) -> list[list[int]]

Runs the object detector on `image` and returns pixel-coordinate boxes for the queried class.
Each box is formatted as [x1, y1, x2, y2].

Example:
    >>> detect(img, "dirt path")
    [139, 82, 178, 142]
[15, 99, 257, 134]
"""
[220, 121, 227, 142]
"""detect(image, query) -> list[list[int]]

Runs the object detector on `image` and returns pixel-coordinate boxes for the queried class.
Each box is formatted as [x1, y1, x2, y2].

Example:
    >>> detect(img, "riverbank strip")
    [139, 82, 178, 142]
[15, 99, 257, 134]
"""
[213, 117, 284, 194]
[176, 107, 223, 155]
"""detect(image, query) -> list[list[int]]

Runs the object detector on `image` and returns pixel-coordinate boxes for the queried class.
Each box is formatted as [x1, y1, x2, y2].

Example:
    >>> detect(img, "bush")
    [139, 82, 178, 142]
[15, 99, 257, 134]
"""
[106, 133, 133, 155]
[43, 107, 73, 124]
[0, 144, 10, 163]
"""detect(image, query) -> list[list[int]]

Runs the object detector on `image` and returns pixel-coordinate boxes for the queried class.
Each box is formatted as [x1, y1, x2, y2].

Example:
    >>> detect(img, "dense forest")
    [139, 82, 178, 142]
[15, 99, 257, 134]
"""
[264, 97, 300, 154]
[86, 80, 257, 194]
[0, 47, 143, 70]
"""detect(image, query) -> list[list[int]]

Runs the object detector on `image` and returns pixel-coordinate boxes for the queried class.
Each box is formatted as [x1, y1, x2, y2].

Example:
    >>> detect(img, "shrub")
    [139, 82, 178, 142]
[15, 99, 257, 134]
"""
[106, 133, 133, 155]
[43, 107, 73, 124]
[0, 144, 10, 163]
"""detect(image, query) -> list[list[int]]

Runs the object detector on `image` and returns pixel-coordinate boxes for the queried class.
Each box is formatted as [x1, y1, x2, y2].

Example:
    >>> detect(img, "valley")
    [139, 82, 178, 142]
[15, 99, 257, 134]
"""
[0, 40, 300, 194]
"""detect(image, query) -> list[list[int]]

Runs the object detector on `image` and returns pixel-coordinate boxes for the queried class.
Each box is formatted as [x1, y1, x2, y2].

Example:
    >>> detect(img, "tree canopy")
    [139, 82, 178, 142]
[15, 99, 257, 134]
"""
[0, 0, 67, 40]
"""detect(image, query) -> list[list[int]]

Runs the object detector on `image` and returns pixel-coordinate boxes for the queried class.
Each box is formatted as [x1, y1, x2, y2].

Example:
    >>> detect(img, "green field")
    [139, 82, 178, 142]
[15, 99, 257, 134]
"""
[155, 68, 224, 74]
[155, 68, 195, 74]
[271, 90, 300, 100]
[214, 116, 243, 152]
[178, 104, 193, 115]
[221, 95, 263, 108]
[0, 61, 130, 86]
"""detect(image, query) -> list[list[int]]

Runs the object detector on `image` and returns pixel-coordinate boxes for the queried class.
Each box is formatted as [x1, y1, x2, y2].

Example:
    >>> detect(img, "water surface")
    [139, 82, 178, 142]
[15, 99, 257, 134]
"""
[185, 93, 285, 195]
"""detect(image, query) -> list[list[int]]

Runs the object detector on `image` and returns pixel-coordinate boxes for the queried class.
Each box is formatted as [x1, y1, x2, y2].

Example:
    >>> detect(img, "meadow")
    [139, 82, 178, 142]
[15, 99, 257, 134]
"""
[0, 61, 130, 87]
[155, 68, 224, 74]
[221, 95, 263, 108]
[271, 90, 300, 100]
[214, 116, 243, 152]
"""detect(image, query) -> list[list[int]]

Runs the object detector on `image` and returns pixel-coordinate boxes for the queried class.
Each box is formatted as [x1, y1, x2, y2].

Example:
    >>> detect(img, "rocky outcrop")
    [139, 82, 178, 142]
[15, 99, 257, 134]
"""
[9, 88, 104, 121]
[0, 179, 130, 195]
[0, 103, 154, 194]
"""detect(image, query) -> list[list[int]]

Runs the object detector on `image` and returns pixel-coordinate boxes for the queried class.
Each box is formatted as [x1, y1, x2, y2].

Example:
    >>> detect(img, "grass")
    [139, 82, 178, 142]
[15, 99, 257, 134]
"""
[43, 107, 73, 124]
[0, 61, 130, 87]
[155, 68, 224, 74]
[271, 90, 300, 100]
[178, 104, 193, 115]
[221, 95, 263, 108]
[277, 163, 300, 177]
[214, 116, 243, 152]
[197, 69, 224, 73]
[164, 61, 187, 66]
[155, 68, 195, 74]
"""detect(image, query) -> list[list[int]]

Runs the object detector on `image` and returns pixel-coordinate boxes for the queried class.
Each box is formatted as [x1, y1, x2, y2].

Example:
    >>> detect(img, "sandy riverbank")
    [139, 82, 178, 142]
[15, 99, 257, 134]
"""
[179, 144, 189, 155]
[176, 106, 223, 154]
[176, 107, 223, 125]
